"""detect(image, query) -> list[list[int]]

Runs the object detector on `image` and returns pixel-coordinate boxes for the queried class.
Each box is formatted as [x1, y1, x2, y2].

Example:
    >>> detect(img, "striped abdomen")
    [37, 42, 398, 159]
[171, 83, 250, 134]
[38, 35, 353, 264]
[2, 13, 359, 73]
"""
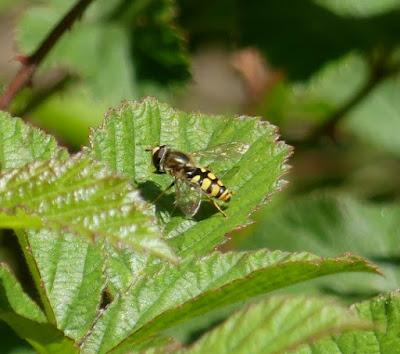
[185, 167, 231, 202]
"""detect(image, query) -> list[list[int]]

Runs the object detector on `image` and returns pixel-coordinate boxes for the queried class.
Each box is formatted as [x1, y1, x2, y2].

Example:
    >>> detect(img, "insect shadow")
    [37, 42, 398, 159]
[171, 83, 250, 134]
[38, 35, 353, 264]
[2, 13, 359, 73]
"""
[137, 181, 220, 220]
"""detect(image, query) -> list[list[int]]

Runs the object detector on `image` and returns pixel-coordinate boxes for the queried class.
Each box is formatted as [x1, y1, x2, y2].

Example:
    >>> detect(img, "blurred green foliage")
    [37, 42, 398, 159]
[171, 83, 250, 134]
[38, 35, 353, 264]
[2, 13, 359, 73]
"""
[10, 0, 189, 148]
[178, 0, 400, 79]
[18, 0, 189, 100]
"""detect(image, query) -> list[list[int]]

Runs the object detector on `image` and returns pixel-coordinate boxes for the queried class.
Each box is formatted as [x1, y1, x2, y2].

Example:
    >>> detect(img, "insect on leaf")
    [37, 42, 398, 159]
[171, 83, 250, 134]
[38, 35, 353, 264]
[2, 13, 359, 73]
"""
[89, 98, 292, 256]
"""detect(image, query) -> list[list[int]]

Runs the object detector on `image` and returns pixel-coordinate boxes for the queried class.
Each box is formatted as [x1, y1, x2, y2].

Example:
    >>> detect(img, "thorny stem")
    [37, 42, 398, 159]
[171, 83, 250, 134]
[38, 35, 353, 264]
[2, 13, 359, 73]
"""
[0, 0, 95, 111]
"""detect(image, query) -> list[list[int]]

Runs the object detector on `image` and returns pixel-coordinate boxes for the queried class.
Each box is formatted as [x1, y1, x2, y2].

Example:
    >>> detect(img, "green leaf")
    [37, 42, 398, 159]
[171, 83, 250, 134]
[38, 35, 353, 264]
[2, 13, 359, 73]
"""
[0, 320, 36, 354]
[180, 296, 371, 354]
[306, 54, 400, 157]
[0, 112, 100, 347]
[104, 243, 156, 295]
[297, 291, 400, 353]
[0, 263, 77, 354]
[0, 111, 66, 170]
[345, 75, 400, 156]
[129, 0, 190, 85]
[89, 98, 291, 257]
[0, 104, 174, 349]
[0, 153, 174, 260]
[237, 194, 400, 298]
[0, 263, 46, 323]
[315, 0, 400, 17]
[79, 250, 377, 353]
[256, 53, 367, 128]
[262, 53, 400, 156]
[15, 229, 106, 341]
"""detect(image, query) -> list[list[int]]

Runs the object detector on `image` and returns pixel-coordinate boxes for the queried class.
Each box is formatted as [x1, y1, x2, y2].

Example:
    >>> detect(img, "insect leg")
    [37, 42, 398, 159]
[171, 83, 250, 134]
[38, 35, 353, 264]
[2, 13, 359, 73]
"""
[154, 181, 175, 203]
[207, 196, 227, 217]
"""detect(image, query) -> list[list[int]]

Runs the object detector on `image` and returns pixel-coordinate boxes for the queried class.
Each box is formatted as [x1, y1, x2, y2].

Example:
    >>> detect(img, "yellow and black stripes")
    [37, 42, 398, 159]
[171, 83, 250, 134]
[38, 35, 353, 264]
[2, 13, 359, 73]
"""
[185, 167, 232, 202]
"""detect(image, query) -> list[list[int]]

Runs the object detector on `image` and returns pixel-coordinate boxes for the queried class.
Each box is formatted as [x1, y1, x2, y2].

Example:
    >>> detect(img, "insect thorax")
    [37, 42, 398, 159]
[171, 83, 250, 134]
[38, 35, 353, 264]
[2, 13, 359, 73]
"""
[164, 151, 194, 172]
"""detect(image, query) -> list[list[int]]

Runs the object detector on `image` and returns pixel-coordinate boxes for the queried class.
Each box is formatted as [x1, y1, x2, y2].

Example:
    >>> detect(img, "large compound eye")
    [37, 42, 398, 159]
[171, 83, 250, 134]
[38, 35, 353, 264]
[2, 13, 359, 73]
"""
[152, 145, 167, 173]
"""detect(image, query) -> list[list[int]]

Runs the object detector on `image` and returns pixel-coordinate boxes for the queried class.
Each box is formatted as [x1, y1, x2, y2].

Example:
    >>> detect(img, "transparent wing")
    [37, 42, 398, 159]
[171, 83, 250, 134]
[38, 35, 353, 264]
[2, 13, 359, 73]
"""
[174, 178, 202, 218]
[191, 141, 250, 167]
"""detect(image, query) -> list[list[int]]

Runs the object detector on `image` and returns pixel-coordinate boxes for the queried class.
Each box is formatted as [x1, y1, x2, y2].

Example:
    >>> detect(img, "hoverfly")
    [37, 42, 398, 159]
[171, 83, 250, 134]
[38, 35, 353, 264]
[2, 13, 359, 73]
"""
[147, 143, 247, 217]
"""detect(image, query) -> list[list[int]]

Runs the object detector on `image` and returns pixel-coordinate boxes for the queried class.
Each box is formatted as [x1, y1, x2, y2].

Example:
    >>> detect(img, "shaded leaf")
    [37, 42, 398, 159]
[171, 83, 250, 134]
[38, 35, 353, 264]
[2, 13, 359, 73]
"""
[80, 250, 377, 353]
[89, 98, 291, 257]
[0, 321, 36, 354]
[181, 296, 371, 354]
[0, 263, 77, 353]
[0, 263, 46, 323]
[239, 0, 364, 80]
[297, 291, 400, 353]
[127, 0, 190, 85]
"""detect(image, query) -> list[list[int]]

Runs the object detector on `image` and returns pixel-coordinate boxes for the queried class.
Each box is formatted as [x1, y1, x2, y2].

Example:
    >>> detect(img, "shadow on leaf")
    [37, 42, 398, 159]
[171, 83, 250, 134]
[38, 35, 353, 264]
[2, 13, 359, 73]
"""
[138, 181, 222, 221]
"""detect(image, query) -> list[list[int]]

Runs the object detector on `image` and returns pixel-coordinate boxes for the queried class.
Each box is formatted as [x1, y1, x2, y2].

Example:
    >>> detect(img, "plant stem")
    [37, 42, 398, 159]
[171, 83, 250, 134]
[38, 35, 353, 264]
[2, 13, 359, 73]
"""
[0, 0, 95, 111]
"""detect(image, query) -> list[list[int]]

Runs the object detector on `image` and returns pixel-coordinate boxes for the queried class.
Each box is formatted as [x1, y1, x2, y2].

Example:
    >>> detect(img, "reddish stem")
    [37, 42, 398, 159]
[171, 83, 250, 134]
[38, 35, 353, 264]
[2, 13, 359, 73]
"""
[0, 0, 94, 110]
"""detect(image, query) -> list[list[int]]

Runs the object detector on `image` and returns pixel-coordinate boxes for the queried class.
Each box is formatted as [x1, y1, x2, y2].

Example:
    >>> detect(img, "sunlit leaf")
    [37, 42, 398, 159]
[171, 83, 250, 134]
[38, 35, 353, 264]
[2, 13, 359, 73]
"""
[0, 153, 174, 260]
[89, 97, 291, 257]
[0, 111, 66, 170]
[316, 0, 400, 17]
[80, 250, 377, 353]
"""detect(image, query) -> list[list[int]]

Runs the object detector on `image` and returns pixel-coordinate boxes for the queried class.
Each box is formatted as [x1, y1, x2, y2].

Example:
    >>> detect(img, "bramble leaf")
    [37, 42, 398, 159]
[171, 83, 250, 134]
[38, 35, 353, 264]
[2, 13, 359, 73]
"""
[80, 250, 377, 353]
[0, 110, 175, 349]
[0, 104, 380, 354]
[181, 296, 371, 354]
[0, 263, 77, 353]
[89, 98, 291, 257]
[237, 194, 400, 298]
[0, 153, 174, 261]
[298, 291, 400, 353]
[0, 111, 66, 170]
